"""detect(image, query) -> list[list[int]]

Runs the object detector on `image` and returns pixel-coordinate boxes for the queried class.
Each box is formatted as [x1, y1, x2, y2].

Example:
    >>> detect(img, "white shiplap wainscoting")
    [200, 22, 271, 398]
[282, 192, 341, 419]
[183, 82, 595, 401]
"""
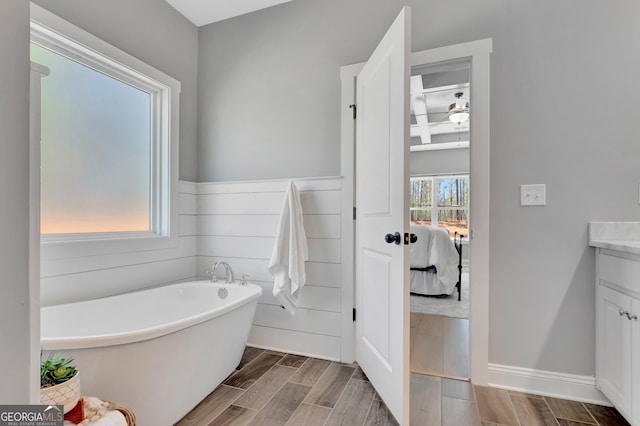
[40, 181, 198, 306]
[195, 177, 344, 361]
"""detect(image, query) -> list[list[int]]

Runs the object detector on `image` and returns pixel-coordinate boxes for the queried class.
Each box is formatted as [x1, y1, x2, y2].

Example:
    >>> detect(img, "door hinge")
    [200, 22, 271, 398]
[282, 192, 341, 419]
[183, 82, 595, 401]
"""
[353, 207, 356, 220]
[349, 104, 357, 120]
[353, 308, 356, 322]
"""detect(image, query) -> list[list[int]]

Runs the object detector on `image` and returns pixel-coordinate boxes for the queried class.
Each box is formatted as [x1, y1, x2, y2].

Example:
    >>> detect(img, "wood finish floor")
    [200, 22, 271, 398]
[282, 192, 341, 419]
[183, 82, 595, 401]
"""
[176, 347, 398, 426]
[472, 385, 629, 426]
[411, 374, 630, 426]
[410, 313, 469, 379]
[175, 346, 627, 426]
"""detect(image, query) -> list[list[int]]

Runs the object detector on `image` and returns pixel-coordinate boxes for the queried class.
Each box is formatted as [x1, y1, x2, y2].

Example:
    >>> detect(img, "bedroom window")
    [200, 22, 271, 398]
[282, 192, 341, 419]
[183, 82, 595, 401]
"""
[31, 5, 180, 256]
[410, 175, 469, 237]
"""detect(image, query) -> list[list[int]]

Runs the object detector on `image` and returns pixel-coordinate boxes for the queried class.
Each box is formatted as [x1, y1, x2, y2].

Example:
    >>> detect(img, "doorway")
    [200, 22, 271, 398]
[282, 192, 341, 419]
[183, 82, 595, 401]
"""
[408, 62, 471, 381]
[340, 38, 491, 385]
[339, 37, 492, 425]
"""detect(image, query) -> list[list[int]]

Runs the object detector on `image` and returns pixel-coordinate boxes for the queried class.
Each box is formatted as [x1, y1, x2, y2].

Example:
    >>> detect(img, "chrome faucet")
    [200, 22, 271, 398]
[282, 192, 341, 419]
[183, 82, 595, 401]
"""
[207, 260, 235, 284]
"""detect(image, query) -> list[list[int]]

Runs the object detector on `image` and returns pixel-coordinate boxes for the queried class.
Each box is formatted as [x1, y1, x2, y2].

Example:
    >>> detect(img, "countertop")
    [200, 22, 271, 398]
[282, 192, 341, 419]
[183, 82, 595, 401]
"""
[589, 221, 640, 255]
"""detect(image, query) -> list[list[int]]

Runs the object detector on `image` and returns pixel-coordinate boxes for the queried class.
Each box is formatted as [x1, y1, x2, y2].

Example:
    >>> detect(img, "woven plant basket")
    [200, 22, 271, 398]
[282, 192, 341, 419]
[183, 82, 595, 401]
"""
[40, 371, 81, 414]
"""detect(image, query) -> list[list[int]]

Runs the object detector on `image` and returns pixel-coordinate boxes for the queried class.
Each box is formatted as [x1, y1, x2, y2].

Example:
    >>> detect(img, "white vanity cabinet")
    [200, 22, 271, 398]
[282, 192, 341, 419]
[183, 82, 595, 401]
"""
[595, 250, 640, 425]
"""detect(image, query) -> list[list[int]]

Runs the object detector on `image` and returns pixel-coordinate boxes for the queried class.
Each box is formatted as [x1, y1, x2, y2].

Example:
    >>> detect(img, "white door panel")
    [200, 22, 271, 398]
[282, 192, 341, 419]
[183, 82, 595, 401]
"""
[355, 7, 410, 425]
[362, 249, 391, 361]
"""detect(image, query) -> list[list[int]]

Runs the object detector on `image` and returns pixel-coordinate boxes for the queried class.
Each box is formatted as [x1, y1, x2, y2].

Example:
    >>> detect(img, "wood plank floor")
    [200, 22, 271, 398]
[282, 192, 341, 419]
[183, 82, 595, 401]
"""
[175, 347, 628, 426]
[471, 386, 629, 426]
[410, 313, 469, 379]
[175, 348, 396, 426]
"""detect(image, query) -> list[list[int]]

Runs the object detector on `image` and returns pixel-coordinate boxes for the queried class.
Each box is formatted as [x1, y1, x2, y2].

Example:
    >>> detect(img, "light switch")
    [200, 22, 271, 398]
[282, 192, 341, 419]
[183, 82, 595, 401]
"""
[520, 184, 546, 206]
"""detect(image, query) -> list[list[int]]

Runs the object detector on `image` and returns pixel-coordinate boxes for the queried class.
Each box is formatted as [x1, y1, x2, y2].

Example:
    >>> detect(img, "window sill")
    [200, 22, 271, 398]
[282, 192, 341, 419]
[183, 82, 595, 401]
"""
[41, 232, 179, 260]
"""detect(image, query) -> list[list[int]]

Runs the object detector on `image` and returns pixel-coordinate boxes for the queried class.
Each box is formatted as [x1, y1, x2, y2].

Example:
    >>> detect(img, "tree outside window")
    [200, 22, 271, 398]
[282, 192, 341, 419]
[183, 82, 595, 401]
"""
[410, 176, 468, 237]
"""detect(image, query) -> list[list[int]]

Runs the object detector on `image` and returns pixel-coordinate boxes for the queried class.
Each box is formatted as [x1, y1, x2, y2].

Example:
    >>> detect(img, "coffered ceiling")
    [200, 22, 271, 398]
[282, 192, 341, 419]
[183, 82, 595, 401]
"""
[410, 66, 470, 151]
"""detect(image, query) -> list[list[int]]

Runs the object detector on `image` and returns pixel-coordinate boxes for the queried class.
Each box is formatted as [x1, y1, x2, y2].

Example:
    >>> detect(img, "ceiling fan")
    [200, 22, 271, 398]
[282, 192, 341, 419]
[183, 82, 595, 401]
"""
[409, 77, 470, 143]
[448, 92, 470, 125]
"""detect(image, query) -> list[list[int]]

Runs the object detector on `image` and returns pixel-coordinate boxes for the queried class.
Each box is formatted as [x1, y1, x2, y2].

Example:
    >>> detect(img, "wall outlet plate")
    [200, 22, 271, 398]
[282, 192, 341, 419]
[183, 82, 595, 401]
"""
[521, 184, 546, 206]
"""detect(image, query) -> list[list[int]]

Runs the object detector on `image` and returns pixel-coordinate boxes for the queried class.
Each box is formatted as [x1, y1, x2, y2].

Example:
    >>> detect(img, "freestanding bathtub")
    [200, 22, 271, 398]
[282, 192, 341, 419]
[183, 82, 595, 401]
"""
[41, 281, 262, 426]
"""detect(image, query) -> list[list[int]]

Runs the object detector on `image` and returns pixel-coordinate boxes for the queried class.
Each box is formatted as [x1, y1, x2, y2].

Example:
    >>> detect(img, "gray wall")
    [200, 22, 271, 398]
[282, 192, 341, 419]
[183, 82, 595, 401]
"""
[0, 1, 31, 403]
[9, 0, 639, 386]
[198, 0, 640, 377]
[32, 0, 199, 181]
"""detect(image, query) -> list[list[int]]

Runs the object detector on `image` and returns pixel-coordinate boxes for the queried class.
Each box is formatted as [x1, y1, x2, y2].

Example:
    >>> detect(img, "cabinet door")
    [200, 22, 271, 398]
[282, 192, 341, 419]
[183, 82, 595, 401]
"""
[597, 285, 632, 418]
[632, 297, 640, 424]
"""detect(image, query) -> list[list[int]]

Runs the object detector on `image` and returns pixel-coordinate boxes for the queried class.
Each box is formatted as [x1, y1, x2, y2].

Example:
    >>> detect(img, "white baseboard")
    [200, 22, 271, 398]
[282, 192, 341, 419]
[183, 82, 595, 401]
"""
[488, 363, 612, 406]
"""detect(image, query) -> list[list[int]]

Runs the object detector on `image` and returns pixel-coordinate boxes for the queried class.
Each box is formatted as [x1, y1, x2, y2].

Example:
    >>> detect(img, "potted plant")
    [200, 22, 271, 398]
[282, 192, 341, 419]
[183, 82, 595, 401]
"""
[40, 352, 81, 413]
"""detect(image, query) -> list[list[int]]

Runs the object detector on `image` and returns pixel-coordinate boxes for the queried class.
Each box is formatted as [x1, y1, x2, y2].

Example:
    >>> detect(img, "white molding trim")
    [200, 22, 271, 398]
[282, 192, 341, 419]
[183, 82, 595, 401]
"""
[193, 176, 342, 194]
[410, 141, 469, 152]
[30, 4, 181, 90]
[29, 62, 49, 403]
[340, 63, 361, 363]
[488, 363, 612, 406]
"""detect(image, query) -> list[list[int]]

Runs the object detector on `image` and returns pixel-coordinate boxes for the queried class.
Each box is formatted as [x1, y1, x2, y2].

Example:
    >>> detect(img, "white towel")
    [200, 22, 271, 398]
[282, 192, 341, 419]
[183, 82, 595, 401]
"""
[68, 397, 128, 426]
[268, 180, 309, 315]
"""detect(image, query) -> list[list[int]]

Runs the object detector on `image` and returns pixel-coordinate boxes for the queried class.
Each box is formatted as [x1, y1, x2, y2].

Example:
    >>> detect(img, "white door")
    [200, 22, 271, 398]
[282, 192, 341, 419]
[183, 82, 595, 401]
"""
[355, 7, 410, 425]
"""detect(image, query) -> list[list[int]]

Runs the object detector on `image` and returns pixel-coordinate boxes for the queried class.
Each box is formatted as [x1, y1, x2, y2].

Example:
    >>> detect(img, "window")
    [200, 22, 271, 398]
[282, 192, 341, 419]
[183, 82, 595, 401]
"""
[31, 43, 152, 235]
[31, 5, 180, 253]
[410, 175, 469, 237]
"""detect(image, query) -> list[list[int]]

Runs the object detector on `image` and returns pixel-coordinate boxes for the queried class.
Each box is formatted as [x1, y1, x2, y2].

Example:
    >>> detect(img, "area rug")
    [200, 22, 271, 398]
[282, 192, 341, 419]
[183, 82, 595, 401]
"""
[410, 272, 469, 319]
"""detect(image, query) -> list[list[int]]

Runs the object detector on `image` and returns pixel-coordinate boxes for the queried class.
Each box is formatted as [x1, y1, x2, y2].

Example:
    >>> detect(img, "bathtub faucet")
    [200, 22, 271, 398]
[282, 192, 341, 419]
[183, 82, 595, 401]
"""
[208, 261, 235, 284]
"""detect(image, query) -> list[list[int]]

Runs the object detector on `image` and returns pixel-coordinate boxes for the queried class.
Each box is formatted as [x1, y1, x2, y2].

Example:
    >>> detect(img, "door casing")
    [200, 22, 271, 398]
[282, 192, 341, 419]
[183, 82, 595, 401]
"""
[340, 38, 492, 385]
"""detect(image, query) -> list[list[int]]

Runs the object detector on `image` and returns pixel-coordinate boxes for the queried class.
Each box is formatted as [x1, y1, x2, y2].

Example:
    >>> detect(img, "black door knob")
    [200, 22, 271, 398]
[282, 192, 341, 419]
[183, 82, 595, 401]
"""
[410, 233, 418, 243]
[385, 232, 401, 245]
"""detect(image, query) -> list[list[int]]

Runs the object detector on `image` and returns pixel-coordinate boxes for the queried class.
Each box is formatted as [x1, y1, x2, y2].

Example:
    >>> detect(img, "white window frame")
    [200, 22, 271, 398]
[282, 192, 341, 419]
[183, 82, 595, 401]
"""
[410, 174, 469, 233]
[31, 4, 180, 257]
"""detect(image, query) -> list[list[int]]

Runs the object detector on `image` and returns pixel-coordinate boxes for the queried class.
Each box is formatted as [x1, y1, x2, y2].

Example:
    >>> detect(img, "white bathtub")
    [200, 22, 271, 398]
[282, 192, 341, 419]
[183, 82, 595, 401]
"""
[41, 281, 262, 426]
